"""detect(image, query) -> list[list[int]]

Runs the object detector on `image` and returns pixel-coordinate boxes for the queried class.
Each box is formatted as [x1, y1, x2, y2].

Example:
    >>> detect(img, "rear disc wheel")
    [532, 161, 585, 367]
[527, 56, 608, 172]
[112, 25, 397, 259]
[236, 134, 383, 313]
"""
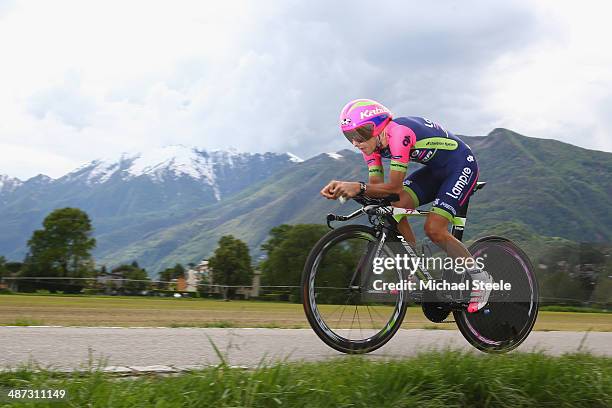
[454, 236, 539, 353]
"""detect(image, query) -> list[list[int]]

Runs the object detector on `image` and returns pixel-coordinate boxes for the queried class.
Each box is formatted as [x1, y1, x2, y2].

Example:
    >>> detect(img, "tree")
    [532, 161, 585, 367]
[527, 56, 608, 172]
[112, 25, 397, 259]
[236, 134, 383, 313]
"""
[22, 208, 96, 292]
[0, 256, 7, 277]
[158, 264, 186, 289]
[260, 224, 328, 301]
[536, 242, 608, 304]
[111, 263, 151, 294]
[591, 276, 612, 306]
[0, 257, 7, 284]
[208, 235, 253, 299]
[260, 225, 294, 254]
[5, 262, 23, 275]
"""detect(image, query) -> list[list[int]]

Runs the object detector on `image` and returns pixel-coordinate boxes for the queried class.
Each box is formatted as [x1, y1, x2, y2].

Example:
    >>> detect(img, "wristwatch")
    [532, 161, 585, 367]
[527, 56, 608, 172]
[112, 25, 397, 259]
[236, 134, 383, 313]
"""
[358, 181, 367, 196]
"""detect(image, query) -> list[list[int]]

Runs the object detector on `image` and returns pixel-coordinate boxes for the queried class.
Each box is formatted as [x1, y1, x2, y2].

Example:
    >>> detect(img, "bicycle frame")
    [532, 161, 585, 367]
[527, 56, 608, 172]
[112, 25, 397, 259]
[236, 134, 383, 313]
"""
[326, 182, 486, 288]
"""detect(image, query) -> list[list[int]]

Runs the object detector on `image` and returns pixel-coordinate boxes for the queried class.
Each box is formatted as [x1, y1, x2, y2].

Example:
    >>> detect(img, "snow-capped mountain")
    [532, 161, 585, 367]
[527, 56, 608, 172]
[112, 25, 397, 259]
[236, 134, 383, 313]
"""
[0, 147, 301, 260]
[56, 145, 302, 201]
[326, 152, 344, 160]
[0, 175, 23, 194]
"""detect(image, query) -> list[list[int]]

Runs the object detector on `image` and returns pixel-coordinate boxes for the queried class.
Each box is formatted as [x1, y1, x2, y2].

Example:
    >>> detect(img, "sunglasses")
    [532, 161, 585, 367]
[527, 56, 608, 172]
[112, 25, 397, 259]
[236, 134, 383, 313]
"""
[342, 123, 375, 143]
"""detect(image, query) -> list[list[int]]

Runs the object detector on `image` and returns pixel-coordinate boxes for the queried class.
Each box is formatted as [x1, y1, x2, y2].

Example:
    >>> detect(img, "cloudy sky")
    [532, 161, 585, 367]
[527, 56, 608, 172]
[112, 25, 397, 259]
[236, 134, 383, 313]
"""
[1, 0, 611, 179]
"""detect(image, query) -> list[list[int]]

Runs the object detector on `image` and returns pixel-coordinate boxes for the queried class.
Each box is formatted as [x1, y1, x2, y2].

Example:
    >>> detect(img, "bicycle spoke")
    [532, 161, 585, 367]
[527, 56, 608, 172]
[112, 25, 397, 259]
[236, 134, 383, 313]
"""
[336, 292, 354, 328]
[365, 304, 376, 330]
[323, 302, 344, 321]
[350, 304, 358, 336]
[369, 304, 389, 322]
[356, 305, 363, 338]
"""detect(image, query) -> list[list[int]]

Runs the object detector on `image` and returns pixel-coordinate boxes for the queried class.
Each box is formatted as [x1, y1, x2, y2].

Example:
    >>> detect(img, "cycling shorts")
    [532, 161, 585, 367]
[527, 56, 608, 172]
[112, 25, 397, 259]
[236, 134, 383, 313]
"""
[402, 149, 479, 222]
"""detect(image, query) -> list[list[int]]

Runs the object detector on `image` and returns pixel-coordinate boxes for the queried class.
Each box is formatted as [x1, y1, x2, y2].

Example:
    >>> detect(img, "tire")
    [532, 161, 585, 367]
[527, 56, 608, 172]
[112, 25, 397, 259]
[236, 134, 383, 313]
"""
[302, 224, 409, 354]
[454, 236, 539, 353]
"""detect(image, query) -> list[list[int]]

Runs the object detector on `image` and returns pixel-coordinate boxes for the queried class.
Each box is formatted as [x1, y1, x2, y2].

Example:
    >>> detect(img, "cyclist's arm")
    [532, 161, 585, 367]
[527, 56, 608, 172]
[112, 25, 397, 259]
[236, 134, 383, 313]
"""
[364, 153, 384, 184]
[365, 123, 415, 197]
[364, 170, 405, 196]
[369, 175, 384, 184]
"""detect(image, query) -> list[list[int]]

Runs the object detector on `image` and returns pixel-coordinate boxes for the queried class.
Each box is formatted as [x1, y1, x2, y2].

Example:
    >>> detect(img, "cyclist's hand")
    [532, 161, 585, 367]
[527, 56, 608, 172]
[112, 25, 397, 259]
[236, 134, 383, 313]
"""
[321, 181, 360, 199]
[320, 180, 340, 199]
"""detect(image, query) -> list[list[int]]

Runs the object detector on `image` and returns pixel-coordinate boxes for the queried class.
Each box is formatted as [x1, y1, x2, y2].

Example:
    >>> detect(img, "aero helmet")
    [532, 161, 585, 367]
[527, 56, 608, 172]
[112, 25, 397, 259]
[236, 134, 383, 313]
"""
[339, 99, 392, 143]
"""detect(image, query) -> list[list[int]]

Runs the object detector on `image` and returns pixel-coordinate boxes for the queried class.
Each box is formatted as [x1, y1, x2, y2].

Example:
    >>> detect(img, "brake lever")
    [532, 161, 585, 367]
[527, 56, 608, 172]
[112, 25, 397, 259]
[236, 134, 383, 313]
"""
[326, 214, 336, 229]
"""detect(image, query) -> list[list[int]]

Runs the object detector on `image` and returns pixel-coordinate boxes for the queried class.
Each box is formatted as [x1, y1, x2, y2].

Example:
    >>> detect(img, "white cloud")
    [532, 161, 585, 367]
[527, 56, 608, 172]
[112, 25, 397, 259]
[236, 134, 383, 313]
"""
[481, 0, 612, 152]
[0, 0, 611, 179]
[0, 143, 80, 178]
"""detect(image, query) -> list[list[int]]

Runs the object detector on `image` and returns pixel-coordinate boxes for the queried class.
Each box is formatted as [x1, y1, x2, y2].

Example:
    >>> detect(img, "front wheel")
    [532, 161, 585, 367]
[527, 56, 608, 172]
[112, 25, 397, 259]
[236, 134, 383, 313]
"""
[302, 224, 409, 354]
[454, 236, 539, 353]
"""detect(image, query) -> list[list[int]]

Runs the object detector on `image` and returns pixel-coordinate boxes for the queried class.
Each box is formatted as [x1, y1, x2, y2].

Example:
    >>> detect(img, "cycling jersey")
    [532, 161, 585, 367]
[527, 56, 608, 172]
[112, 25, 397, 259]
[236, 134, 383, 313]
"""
[361, 116, 479, 222]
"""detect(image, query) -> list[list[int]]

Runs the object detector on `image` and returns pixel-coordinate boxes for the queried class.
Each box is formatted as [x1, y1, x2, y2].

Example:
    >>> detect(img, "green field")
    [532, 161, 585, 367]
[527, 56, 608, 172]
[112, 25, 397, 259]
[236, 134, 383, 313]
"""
[0, 351, 610, 407]
[1, 294, 610, 331]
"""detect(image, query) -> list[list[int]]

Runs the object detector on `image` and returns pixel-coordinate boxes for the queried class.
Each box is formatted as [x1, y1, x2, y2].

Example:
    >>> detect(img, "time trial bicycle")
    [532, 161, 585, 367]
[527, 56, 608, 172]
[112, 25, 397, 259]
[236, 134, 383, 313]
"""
[301, 181, 538, 353]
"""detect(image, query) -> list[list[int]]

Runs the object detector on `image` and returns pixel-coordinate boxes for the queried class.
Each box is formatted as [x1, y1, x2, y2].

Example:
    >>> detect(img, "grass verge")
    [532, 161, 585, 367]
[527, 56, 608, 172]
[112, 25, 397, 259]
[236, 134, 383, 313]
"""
[539, 305, 610, 313]
[7, 318, 45, 326]
[1, 294, 611, 330]
[0, 351, 610, 407]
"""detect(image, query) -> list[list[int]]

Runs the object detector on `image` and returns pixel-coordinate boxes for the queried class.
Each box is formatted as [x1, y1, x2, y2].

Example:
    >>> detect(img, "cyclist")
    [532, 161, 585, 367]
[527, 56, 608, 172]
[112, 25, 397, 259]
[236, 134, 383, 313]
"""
[320, 98, 492, 313]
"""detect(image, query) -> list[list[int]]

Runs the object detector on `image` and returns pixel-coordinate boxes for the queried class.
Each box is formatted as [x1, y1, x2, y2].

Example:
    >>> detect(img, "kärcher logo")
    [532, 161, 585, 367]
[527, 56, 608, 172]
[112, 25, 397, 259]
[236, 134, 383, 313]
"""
[360, 107, 389, 119]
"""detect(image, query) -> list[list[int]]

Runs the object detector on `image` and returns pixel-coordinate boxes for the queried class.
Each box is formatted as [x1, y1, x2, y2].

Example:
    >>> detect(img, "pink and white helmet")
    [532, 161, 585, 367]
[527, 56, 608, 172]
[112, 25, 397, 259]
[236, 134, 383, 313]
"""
[339, 99, 392, 143]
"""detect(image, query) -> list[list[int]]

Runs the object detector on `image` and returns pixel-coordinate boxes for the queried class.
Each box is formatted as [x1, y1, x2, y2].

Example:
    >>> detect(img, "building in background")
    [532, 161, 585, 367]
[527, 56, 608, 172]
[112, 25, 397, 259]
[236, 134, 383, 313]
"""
[184, 259, 261, 298]
[185, 260, 210, 292]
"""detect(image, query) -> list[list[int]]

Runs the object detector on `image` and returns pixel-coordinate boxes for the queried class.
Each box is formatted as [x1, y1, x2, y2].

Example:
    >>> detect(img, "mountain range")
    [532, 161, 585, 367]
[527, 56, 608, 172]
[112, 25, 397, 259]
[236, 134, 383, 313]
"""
[1, 129, 610, 275]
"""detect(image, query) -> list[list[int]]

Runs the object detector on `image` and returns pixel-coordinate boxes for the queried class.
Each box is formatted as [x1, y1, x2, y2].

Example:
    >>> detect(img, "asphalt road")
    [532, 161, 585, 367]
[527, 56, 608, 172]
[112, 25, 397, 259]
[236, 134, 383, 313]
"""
[1, 327, 610, 371]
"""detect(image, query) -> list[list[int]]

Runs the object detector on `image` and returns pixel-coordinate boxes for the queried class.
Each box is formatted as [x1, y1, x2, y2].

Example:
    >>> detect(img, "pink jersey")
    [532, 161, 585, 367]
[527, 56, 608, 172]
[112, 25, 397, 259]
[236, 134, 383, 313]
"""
[362, 120, 416, 178]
